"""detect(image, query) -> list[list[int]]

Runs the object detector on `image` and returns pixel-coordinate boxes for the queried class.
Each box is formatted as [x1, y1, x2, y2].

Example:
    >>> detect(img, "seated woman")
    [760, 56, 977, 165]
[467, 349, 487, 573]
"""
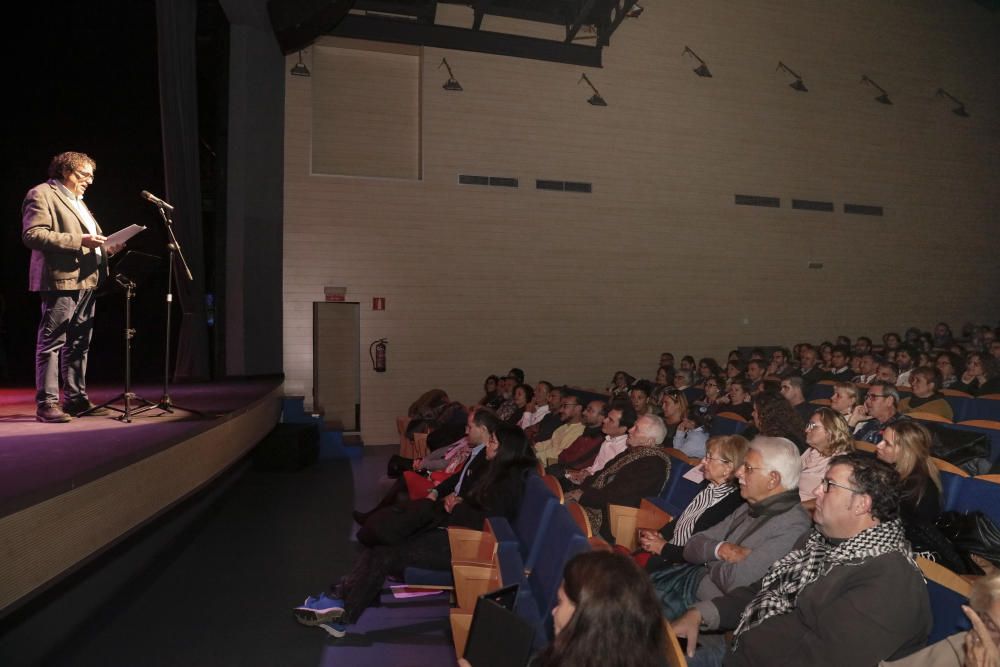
[696, 357, 723, 388]
[954, 352, 1000, 396]
[607, 370, 634, 400]
[301, 421, 537, 636]
[691, 375, 726, 427]
[898, 366, 954, 420]
[460, 551, 666, 667]
[638, 434, 747, 570]
[477, 374, 501, 409]
[715, 376, 754, 420]
[876, 420, 956, 565]
[742, 391, 807, 452]
[507, 382, 533, 425]
[799, 407, 854, 508]
[935, 351, 963, 390]
[830, 380, 860, 420]
[660, 387, 690, 441]
[567, 414, 672, 543]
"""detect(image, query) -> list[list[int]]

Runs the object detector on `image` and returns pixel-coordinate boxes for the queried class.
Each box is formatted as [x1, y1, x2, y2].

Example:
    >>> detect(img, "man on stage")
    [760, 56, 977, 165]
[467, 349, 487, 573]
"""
[22, 151, 122, 422]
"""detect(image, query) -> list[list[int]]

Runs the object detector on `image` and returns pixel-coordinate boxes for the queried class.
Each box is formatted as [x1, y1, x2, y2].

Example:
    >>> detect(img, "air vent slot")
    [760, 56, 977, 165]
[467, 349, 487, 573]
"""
[792, 199, 834, 212]
[734, 194, 780, 207]
[844, 203, 884, 216]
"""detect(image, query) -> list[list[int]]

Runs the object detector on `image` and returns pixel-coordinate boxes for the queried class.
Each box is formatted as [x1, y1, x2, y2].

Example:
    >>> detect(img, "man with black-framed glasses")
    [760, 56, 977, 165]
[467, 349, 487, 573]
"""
[852, 380, 910, 443]
[673, 452, 931, 667]
[22, 151, 123, 423]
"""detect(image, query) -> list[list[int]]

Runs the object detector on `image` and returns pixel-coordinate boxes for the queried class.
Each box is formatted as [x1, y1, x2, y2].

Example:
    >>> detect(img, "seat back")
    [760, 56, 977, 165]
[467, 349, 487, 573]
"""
[710, 413, 748, 436]
[513, 475, 561, 564]
[941, 390, 974, 421]
[663, 618, 689, 667]
[917, 557, 973, 644]
[541, 474, 565, 504]
[806, 381, 835, 401]
[565, 501, 593, 538]
[948, 475, 1000, 524]
[955, 420, 1000, 463]
[932, 457, 970, 510]
[962, 396, 1000, 422]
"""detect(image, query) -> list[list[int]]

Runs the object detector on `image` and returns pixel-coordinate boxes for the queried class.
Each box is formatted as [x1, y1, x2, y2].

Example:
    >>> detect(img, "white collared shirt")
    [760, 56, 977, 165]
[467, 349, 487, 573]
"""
[54, 180, 102, 259]
[583, 434, 628, 476]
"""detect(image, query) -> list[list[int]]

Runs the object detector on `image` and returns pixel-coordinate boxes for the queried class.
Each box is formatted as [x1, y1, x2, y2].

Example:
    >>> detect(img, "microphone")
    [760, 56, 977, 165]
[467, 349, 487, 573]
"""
[141, 190, 175, 211]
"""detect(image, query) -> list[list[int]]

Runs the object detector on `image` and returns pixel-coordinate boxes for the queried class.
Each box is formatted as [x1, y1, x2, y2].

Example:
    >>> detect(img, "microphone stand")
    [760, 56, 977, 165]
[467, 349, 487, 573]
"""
[132, 200, 204, 418]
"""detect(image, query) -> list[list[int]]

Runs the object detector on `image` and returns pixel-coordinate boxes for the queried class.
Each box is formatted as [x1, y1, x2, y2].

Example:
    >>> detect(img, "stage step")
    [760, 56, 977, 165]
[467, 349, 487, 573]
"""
[280, 396, 362, 460]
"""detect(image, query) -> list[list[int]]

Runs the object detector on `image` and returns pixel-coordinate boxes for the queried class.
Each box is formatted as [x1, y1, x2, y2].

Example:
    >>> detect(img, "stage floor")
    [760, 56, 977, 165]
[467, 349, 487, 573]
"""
[0, 377, 283, 518]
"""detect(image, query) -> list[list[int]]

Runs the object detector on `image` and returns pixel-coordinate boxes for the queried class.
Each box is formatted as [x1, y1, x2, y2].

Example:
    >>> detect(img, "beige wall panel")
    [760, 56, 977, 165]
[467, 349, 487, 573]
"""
[284, 1, 1000, 444]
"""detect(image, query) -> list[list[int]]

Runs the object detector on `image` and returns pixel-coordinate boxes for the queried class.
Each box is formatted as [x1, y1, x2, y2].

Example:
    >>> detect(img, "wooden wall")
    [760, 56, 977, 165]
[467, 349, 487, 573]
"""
[283, 1, 1000, 444]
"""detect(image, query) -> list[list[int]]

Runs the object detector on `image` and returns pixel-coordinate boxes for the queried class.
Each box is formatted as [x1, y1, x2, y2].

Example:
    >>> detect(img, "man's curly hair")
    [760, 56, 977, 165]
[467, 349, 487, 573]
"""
[829, 452, 901, 522]
[48, 152, 95, 180]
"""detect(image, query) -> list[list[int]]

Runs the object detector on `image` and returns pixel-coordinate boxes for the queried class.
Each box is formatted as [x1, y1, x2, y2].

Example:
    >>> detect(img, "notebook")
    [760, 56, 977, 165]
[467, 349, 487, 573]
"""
[463, 585, 536, 667]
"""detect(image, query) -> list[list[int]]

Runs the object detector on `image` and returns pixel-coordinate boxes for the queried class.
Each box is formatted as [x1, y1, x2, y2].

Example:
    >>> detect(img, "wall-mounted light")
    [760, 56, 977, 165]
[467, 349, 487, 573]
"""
[579, 73, 607, 106]
[290, 51, 310, 77]
[776, 61, 807, 92]
[860, 75, 892, 105]
[682, 46, 712, 78]
[438, 58, 463, 91]
[936, 88, 969, 117]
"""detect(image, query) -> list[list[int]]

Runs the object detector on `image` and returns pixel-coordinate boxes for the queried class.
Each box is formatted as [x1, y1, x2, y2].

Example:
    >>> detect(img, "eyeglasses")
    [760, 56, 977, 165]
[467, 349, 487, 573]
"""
[805, 422, 822, 431]
[741, 463, 772, 475]
[703, 455, 731, 464]
[73, 169, 95, 182]
[819, 477, 861, 494]
[865, 393, 887, 402]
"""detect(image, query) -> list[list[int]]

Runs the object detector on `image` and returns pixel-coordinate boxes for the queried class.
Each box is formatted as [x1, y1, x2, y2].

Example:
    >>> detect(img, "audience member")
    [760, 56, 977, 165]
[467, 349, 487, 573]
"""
[526, 385, 564, 443]
[896, 345, 918, 387]
[828, 345, 853, 379]
[799, 407, 854, 506]
[935, 351, 963, 389]
[779, 376, 813, 422]
[854, 352, 880, 384]
[691, 375, 725, 428]
[798, 345, 829, 386]
[745, 391, 807, 453]
[853, 380, 910, 443]
[608, 370, 634, 400]
[673, 452, 931, 666]
[463, 551, 666, 667]
[746, 359, 767, 393]
[767, 347, 796, 379]
[546, 399, 607, 478]
[518, 380, 552, 429]
[854, 336, 873, 356]
[563, 402, 636, 489]
[954, 352, 1000, 396]
[718, 377, 754, 420]
[507, 382, 533, 424]
[662, 437, 811, 620]
[568, 413, 671, 542]
[630, 380, 654, 417]
[534, 392, 585, 465]
[478, 375, 501, 409]
[877, 360, 900, 384]
[639, 435, 748, 569]
[898, 367, 954, 420]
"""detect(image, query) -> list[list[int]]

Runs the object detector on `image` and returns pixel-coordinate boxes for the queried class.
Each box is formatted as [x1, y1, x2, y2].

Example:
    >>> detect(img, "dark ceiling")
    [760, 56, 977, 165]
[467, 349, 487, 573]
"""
[268, 0, 643, 66]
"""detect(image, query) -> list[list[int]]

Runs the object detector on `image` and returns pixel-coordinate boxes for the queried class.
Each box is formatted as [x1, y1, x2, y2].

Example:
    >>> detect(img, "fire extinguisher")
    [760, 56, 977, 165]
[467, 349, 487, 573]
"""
[370, 338, 388, 373]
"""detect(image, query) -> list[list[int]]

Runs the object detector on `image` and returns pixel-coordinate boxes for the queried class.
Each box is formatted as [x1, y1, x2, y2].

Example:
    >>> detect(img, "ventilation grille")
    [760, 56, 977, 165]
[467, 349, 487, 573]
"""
[458, 174, 519, 188]
[791, 199, 834, 212]
[536, 180, 592, 193]
[734, 194, 780, 207]
[844, 203, 884, 216]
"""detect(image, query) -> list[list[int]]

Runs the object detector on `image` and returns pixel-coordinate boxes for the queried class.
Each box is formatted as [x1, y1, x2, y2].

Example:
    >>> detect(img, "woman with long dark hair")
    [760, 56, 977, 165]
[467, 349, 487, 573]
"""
[458, 551, 665, 667]
[298, 420, 538, 636]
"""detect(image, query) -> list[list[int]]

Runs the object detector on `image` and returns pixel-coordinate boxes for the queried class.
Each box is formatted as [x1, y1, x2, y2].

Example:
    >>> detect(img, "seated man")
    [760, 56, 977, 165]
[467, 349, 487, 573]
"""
[526, 384, 565, 444]
[518, 380, 552, 429]
[779, 376, 814, 423]
[745, 360, 767, 394]
[798, 345, 830, 387]
[562, 402, 636, 490]
[673, 438, 811, 615]
[534, 391, 584, 466]
[828, 345, 853, 380]
[852, 380, 910, 443]
[568, 413, 672, 541]
[853, 352, 880, 385]
[546, 399, 607, 479]
[895, 345, 918, 387]
[673, 452, 931, 667]
[767, 347, 796, 379]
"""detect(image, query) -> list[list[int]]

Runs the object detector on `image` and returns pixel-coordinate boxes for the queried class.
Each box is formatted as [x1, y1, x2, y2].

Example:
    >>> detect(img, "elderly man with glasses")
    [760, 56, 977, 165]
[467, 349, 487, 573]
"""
[673, 452, 931, 667]
[22, 151, 124, 423]
[851, 380, 911, 444]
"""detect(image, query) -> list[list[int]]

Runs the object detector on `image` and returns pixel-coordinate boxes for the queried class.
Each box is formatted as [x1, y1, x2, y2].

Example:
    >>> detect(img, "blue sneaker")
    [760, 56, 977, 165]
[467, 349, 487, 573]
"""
[319, 621, 347, 638]
[293, 593, 345, 626]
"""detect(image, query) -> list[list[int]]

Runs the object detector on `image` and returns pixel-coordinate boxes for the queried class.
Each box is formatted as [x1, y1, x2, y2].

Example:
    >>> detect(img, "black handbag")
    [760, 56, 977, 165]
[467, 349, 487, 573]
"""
[386, 455, 414, 479]
[935, 510, 1000, 574]
[925, 423, 990, 467]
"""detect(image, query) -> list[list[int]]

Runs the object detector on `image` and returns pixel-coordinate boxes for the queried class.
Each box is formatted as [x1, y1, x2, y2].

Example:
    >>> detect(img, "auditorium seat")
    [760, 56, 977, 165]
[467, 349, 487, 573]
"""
[931, 457, 970, 510]
[917, 556, 972, 644]
[710, 413, 748, 436]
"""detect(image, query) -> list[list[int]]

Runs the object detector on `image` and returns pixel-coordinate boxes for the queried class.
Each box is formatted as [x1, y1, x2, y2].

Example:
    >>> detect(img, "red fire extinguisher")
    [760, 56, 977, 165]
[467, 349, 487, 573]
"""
[370, 338, 388, 373]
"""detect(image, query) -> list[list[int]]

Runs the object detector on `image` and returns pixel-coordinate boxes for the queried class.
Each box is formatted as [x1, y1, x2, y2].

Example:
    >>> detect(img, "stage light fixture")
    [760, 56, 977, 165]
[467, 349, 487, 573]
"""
[936, 88, 969, 117]
[860, 75, 892, 105]
[438, 58, 463, 91]
[776, 61, 807, 92]
[578, 73, 607, 106]
[290, 51, 310, 77]
[682, 46, 712, 78]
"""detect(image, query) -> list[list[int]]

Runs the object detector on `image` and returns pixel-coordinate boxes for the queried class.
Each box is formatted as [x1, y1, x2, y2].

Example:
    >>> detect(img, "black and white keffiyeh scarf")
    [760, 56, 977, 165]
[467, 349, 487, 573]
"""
[732, 518, 916, 645]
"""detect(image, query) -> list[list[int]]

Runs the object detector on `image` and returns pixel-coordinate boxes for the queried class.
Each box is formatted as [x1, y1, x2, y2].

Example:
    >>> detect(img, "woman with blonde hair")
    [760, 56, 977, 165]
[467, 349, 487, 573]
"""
[799, 407, 854, 506]
[876, 420, 944, 558]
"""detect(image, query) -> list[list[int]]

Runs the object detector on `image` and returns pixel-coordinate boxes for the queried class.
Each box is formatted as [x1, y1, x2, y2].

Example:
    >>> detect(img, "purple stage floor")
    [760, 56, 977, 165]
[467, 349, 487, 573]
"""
[0, 377, 282, 516]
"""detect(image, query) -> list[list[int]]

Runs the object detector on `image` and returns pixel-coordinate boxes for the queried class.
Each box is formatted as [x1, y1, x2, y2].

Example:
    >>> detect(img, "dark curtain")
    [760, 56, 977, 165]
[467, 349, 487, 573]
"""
[155, 0, 210, 380]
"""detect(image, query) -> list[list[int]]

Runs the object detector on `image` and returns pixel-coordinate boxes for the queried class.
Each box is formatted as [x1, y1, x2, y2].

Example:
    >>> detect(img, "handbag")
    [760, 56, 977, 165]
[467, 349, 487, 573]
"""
[935, 510, 1000, 574]
[648, 563, 707, 620]
[925, 423, 990, 467]
[355, 498, 443, 547]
